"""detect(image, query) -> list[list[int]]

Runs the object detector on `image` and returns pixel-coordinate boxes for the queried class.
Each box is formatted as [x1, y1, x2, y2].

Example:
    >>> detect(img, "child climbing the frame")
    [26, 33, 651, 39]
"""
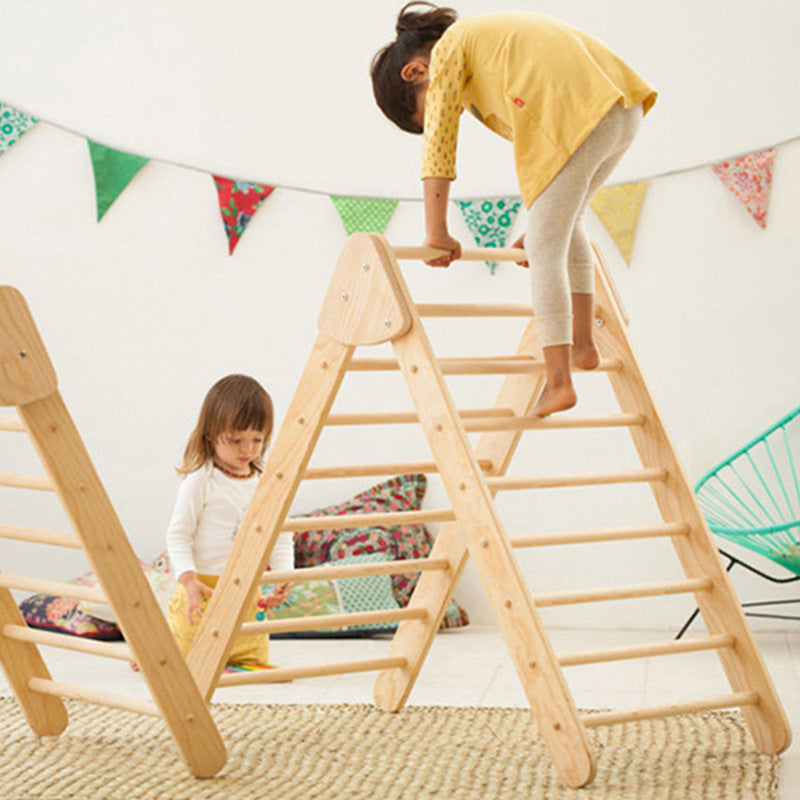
[166, 374, 294, 666]
[371, 3, 657, 416]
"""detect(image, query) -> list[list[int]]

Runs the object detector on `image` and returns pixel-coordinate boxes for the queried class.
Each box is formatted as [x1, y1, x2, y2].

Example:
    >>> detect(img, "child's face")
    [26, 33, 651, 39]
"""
[212, 428, 266, 476]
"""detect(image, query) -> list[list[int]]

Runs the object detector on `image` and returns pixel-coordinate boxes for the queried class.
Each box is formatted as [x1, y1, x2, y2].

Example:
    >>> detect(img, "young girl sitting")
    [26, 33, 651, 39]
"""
[371, 3, 657, 416]
[166, 374, 293, 666]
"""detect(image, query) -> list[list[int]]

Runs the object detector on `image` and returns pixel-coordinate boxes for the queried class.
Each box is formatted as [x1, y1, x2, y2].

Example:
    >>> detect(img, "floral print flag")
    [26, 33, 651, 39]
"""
[213, 177, 274, 254]
[0, 103, 38, 157]
[455, 196, 522, 273]
[330, 196, 399, 236]
[711, 148, 775, 229]
[590, 180, 649, 265]
[88, 140, 149, 221]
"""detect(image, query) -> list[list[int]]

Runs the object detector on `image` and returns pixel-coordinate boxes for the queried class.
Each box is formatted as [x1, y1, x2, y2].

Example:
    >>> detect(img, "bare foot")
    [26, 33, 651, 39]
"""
[572, 342, 601, 371]
[533, 381, 577, 417]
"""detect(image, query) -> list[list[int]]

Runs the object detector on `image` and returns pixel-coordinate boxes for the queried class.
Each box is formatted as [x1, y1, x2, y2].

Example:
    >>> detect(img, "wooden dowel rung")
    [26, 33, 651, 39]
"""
[325, 407, 514, 427]
[464, 413, 645, 433]
[487, 468, 667, 491]
[511, 522, 691, 547]
[558, 634, 734, 668]
[392, 245, 524, 262]
[281, 508, 455, 532]
[303, 458, 493, 479]
[0, 574, 106, 603]
[581, 692, 760, 728]
[262, 558, 450, 585]
[3, 624, 133, 661]
[0, 523, 82, 548]
[533, 577, 712, 607]
[28, 677, 161, 717]
[0, 416, 25, 432]
[241, 606, 427, 635]
[0, 471, 55, 492]
[217, 656, 408, 687]
[347, 357, 622, 375]
[415, 303, 533, 318]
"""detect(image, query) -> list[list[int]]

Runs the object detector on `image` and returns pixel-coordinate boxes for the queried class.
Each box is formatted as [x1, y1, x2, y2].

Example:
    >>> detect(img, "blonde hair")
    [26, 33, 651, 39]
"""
[178, 374, 274, 475]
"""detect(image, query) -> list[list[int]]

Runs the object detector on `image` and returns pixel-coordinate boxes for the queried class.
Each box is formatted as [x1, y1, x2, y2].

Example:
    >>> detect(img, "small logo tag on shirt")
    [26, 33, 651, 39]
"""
[513, 97, 525, 108]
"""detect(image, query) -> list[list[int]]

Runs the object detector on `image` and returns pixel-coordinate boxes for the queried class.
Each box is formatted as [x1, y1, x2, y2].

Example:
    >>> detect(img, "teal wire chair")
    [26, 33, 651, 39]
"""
[677, 404, 800, 638]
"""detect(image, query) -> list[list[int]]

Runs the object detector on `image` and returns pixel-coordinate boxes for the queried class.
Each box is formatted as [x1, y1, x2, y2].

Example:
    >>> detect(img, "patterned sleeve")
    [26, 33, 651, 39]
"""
[421, 31, 466, 181]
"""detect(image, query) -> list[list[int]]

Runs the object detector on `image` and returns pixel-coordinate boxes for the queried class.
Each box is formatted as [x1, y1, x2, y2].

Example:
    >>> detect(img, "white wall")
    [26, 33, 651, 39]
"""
[1, 0, 800, 632]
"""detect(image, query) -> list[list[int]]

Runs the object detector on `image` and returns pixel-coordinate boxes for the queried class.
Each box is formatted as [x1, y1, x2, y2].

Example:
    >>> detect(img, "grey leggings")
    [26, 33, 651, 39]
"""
[524, 102, 642, 347]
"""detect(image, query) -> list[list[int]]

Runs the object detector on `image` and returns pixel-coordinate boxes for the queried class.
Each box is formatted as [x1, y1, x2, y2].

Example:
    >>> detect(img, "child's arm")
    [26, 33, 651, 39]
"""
[423, 177, 461, 266]
[179, 570, 214, 625]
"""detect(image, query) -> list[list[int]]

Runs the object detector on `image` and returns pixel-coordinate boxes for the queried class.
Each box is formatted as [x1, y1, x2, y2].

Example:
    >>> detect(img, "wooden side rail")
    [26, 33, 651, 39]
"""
[261, 557, 450, 585]
[218, 656, 408, 687]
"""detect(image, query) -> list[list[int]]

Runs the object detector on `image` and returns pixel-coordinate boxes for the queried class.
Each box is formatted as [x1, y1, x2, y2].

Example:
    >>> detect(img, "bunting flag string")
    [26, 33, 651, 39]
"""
[711, 148, 775, 229]
[0, 102, 37, 157]
[212, 177, 275, 254]
[0, 101, 797, 265]
[456, 196, 523, 273]
[87, 140, 149, 221]
[330, 195, 399, 236]
[589, 181, 649, 266]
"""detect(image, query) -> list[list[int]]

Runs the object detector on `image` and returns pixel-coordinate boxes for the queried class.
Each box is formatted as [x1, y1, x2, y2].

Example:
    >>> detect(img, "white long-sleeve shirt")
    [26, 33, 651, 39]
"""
[166, 462, 294, 579]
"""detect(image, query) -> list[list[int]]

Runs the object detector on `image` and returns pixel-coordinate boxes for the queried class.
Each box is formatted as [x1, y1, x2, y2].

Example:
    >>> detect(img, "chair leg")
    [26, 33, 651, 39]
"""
[675, 557, 736, 639]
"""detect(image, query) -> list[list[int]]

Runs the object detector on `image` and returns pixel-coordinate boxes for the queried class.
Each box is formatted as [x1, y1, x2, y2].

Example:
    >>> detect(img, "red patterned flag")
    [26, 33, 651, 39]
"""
[711, 148, 775, 229]
[212, 177, 274, 254]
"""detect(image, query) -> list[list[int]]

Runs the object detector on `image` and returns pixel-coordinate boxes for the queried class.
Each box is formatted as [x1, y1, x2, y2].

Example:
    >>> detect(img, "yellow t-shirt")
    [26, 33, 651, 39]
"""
[421, 13, 657, 206]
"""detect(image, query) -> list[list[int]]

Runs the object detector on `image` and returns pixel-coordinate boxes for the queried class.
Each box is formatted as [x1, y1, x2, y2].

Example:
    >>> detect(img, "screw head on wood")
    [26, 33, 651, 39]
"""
[341, 293, 349, 301]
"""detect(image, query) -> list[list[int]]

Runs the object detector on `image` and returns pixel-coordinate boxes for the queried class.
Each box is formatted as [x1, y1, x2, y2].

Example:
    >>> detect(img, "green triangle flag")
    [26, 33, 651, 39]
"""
[330, 196, 399, 236]
[456, 196, 523, 273]
[87, 140, 149, 221]
[0, 103, 38, 156]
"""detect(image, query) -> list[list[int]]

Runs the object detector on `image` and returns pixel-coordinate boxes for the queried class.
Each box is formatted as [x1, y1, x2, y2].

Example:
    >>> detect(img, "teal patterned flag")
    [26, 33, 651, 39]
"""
[87, 140, 149, 221]
[330, 195, 399, 236]
[0, 103, 38, 156]
[456, 196, 523, 273]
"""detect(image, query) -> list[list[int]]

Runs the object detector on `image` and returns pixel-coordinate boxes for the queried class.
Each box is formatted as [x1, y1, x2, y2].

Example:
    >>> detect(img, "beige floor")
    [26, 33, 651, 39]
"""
[1, 626, 798, 797]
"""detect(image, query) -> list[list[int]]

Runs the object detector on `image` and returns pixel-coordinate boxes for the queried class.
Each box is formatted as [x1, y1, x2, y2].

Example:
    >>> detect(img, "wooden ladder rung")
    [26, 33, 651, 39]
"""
[280, 508, 455, 532]
[533, 577, 712, 607]
[29, 677, 160, 717]
[0, 574, 106, 603]
[581, 691, 760, 728]
[262, 557, 450, 585]
[392, 245, 523, 262]
[242, 606, 428, 635]
[0, 416, 25, 432]
[558, 634, 734, 667]
[464, 413, 645, 433]
[0, 471, 55, 492]
[3, 624, 133, 660]
[487, 467, 667, 491]
[217, 656, 409, 687]
[0, 523, 82, 548]
[511, 522, 691, 547]
[303, 458, 493, 479]
[415, 303, 533, 317]
[325, 407, 514, 427]
[348, 356, 622, 375]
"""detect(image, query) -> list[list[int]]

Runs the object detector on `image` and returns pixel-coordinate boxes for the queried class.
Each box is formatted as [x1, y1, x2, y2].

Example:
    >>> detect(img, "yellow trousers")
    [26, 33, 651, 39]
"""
[167, 573, 269, 666]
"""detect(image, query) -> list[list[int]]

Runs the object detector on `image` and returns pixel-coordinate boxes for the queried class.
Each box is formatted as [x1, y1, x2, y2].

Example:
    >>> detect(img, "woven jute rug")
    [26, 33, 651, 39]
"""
[0, 699, 778, 800]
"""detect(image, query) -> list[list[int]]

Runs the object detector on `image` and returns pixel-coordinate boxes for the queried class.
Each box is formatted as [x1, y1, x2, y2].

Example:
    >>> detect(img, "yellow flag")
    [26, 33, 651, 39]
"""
[590, 181, 648, 265]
